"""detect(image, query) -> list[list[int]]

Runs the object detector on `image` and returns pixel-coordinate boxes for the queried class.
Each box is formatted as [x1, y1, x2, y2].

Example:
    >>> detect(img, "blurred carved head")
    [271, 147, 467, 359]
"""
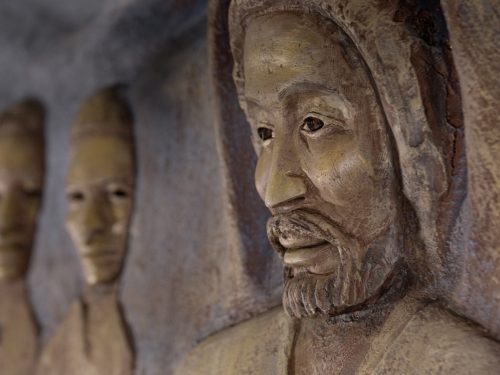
[229, 1, 464, 319]
[0, 99, 45, 281]
[66, 87, 135, 286]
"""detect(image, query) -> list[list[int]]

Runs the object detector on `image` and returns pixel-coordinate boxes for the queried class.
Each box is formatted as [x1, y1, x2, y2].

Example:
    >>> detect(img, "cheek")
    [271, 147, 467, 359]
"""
[255, 149, 272, 202]
[303, 136, 366, 192]
[302, 136, 381, 213]
[65, 205, 86, 239]
[111, 203, 132, 235]
[24, 200, 41, 230]
[65, 211, 78, 236]
[302, 132, 395, 241]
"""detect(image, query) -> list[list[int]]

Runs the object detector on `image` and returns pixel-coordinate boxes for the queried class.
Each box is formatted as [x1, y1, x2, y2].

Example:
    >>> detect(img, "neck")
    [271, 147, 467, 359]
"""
[82, 282, 117, 303]
[293, 290, 426, 375]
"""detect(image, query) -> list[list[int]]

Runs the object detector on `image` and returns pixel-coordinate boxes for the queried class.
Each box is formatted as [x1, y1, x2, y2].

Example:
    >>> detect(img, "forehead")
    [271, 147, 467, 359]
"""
[67, 136, 134, 186]
[0, 136, 44, 179]
[243, 11, 367, 104]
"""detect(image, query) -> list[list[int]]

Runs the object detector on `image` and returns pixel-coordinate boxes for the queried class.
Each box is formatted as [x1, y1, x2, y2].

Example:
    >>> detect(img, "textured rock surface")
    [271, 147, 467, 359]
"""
[442, 0, 500, 339]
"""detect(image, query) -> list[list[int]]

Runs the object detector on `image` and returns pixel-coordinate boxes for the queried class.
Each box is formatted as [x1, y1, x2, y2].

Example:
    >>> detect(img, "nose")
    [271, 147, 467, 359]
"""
[0, 189, 24, 234]
[261, 138, 307, 209]
[75, 197, 110, 243]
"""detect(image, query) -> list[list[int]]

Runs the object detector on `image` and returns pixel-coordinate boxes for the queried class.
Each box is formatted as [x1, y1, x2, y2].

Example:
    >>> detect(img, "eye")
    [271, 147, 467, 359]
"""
[111, 188, 128, 198]
[68, 191, 85, 202]
[257, 127, 273, 141]
[24, 188, 42, 198]
[301, 116, 324, 132]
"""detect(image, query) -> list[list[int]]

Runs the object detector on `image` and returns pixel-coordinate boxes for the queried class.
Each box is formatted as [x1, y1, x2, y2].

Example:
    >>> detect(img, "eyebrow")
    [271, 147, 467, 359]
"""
[243, 97, 261, 108]
[66, 177, 135, 188]
[243, 81, 354, 119]
[279, 81, 354, 118]
[278, 81, 340, 101]
[0, 169, 44, 183]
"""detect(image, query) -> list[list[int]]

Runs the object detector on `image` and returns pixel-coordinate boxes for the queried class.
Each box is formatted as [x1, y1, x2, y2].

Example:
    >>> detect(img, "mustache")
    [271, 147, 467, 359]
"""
[266, 209, 357, 257]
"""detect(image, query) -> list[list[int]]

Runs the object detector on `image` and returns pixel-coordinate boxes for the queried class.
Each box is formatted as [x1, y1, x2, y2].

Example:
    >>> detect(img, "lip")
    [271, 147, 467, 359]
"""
[283, 241, 330, 264]
[278, 232, 332, 270]
[283, 241, 343, 276]
[278, 234, 326, 249]
[81, 250, 117, 260]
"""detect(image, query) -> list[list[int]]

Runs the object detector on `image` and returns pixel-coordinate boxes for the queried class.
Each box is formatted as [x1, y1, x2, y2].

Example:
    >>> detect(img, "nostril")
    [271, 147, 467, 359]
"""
[293, 196, 305, 203]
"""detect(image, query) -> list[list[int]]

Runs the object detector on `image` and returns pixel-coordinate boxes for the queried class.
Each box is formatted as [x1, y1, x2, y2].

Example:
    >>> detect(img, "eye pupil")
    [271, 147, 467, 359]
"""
[25, 189, 41, 198]
[70, 192, 84, 201]
[304, 117, 324, 131]
[113, 189, 127, 198]
[257, 127, 273, 141]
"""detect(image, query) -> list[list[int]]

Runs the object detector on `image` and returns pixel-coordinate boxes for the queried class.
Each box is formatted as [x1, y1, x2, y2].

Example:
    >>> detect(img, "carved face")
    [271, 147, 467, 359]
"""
[66, 136, 134, 285]
[0, 136, 43, 280]
[243, 12, 403, 318]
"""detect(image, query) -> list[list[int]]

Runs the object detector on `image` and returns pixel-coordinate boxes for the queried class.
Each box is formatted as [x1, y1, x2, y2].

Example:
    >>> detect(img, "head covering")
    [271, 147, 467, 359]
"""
[0, 98, 45, 139]
[216, 0, 466, 298]
[70, 86, 134, 146]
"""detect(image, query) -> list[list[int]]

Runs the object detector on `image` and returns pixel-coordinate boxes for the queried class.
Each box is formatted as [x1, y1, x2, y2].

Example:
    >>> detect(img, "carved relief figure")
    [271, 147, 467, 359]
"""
[36, 87, 135, 375]
[0, 99, 44, 375]
[175, 1, 500, 374]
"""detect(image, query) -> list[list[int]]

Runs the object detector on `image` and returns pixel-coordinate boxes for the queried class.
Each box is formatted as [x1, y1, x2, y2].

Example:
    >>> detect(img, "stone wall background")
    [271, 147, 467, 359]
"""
[0, 1, 282, 374]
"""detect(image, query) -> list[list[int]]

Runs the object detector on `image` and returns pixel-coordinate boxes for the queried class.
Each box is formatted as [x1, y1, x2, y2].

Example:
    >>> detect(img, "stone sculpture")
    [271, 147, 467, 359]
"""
[175, 0, 500, 373]
[36, 87, 135, 375]
[0, 98, 44, 375]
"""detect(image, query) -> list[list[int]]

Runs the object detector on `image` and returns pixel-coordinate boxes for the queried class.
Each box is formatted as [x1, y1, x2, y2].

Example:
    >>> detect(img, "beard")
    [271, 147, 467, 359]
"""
[267, 210, 401, 319]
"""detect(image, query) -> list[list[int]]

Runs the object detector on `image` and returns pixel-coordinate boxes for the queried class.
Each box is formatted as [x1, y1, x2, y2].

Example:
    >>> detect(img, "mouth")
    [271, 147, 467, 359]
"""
[268, 210, 344, 275]
[276, 232, 340, 275]
[278, 233, 326, 249]
[278, 231, 339, 274]
[277, 225, 331, 268]
[279, 233, 330, 266]
[81, 249, 118, 260]
[283, 241, 339, 274]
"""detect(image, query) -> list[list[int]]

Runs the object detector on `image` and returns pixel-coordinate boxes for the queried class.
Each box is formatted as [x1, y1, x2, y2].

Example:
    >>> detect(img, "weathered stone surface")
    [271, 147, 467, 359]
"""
[441, 0, 500, 339]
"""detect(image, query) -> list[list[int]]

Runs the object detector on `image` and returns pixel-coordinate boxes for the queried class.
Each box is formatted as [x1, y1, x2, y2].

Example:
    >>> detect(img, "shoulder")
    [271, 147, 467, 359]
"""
[174, 306, 295, 375]
[375, 302, 500, 375]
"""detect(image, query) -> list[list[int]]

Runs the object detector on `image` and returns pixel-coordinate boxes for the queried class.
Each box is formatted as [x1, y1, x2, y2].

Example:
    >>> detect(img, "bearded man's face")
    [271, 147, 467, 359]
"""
[242, 11, 403, 318]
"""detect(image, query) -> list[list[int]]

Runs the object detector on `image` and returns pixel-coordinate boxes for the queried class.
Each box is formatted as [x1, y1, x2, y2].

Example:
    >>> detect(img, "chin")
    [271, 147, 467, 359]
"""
[282, 257, 398, 319]
[267, 210, 403, 319]
[84, 271, 120, 285]
[82, 258, 122, 285]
